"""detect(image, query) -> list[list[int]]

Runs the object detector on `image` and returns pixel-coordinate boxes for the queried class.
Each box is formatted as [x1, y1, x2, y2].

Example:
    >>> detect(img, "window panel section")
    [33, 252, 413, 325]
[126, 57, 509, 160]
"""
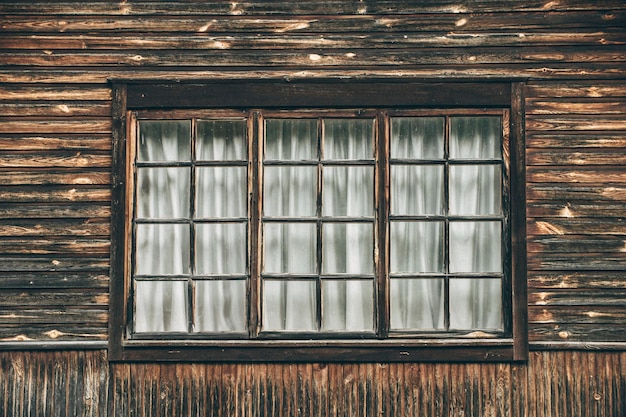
[196, 167, 247, 218]
[135, 223, 190, 275]
[391, 117, 444, 159]
[390, 278, 444, 330]
[449, 221, 502, 273]
[449, 116, 501, 159]
[391, 165, 443, 216]
[263, 280, 317, 331]
[322, 280, 374, 331]
[449, 165, 501, 216]
[323, 119, 373, 160]
[136, 167, 190, 219]
[195, 223, 247, 275]
[449, 278, 502, 330]
[135, 280, 188, 333]
[322, 223, 373, 275]
[390, 221, 443, 274]
[263, 222, 316, 274]
[264, 166, 317, 217]
[197, 120, 246, 161]
[194, 280, 247, 332]
[265, 119, 317, 160]
[323, 166, 374, 217]
[138, 120, 191, 162]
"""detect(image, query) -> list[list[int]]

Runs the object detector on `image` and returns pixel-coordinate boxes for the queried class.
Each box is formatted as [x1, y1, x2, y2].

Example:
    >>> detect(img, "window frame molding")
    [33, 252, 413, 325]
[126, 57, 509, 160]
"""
[110, 80, 528, 362]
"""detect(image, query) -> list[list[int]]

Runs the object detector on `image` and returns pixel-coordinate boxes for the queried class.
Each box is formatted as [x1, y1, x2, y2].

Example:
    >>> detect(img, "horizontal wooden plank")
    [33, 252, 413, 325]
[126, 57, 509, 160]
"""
[0, 170, 110, 186]
[0, 86, 110, 101]
[529, 306, 626, 324]
[0, 326, 107, 341]
[0, 152, 111, 168]
[0, 271, 109, 289]
[0, 186, 111, 203]
[0, 119, 111, 134]
[527, 235, 626, 253]
[527, 184, 626, 202]
[1, 47, 623, 68]
[525, 133, 626, 148]
[0, 102, 111, 117]
[0, 308, 108, 325]
[2, 64, 625, 84]
[1, 31, 625, 50]
[0, 134, 111, 151]
[527, 148, 626, 165]
[2, 1, 625, 15]
[527, 201, 626, 218]
[1, 12, 624, 33]
[529, 218, 625, 235]
[0, 238, 110, 255]
[529, 289, 626, 306]
[529, 323, 626, 342]
[525, 81, 626, 98]
[528, 271, 626, 289]
[526, 116, 626, 132]
[0, 219, 110, 237]
[527, 167, 626, 184]
[525, 99, 626, 115]
[0, 289, 108, 307]
[0, 203, 110, 219]
[527, 254, 626, 271]
[0, 257, 109, 272]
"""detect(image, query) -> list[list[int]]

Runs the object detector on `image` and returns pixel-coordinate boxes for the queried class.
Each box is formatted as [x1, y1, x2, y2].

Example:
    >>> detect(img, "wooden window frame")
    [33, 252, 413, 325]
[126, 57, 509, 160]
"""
[110, 81, 527, 362]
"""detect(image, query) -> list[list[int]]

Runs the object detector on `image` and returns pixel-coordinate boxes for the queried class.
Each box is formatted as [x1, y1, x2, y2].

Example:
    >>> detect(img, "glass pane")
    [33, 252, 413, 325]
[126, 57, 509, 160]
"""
[450, 116, 501, 159]
[196, 167, 247, 218]
[265, 119, 317, 160]
[390, 278, 444, 330]
[263, 223, 316, 274]
[322, 280, 374, 331]
[449, 165, 501, 215]
[135, 224, 189, 275]
[136, 167, 190, 219]
[264, 166, 316, 217]
[135, 280, 188, 332]
[196, 223, 246, 275]
[138, 120, 191, 162]
[323, 223, 373, 274]
[391, 117, 444, 159]
[323, 166, 373, 216]
[449, 278, 502, 330]
[197, 120, 246, 161]
[391, 165, 443, 215]
[449, 221, 502, 273]
[390, 221, 443, 273]
[263, 280, 316, 331]
[194, 280, 246, 332]
[323, 119, 373, 160]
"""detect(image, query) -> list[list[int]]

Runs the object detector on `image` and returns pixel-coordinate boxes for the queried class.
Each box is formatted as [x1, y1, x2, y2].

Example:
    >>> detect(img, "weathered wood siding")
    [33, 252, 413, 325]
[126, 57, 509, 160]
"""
[1, 350, 625, 417]
[0, 1, 625, 416]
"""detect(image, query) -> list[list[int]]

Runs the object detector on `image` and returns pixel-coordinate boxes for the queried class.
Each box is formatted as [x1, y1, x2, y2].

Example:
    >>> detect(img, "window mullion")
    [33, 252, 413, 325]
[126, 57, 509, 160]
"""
[377, 112, 390, 338]
[188, 117, 197, 334]
[249, 111, 262, 338]
[443, 115, 451, 332]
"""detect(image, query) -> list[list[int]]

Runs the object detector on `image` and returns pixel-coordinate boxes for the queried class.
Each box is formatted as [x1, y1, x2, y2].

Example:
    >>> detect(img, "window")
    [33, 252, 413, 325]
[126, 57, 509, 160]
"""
[110, 82, 527, 362]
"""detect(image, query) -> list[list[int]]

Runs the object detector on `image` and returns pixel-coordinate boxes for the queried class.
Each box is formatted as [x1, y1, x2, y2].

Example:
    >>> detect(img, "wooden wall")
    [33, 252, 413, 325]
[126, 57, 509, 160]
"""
[1, 350, 625, 417]
[0, 1, 625, 416]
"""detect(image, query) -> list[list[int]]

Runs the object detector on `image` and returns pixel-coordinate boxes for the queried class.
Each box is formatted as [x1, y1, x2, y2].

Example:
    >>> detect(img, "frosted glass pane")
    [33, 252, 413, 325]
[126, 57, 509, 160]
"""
[322, 223, 373, 274]
[263, 280, 316, 331]
[263, 223, 316, 274]
[322, 280, 374, 331]
[450, 117, 501, 159]
[138, 120, 190, 162]
[265, 119, 317, 160]
[197, 120, 246, 161]
[391, 165, 443, 215]
[135, 280, 188, 332]
[323, 119, 373, 160]
[195, 280, 246, 332]
[196, 223, 246, 275]
[449, 221, 502, 273]
[323, 166, 373, 216]
[391, 117, 444, 159]
[390, 278, 444, 330]
[264, 166, 316, 217]
[449, 165, 501, 215]
[135, 224, 189, 275]
[449, 278, 502, 330]
[196, 167, 247, 218]
[391, 221, 443, 273]
[136, 167, 190, 219]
